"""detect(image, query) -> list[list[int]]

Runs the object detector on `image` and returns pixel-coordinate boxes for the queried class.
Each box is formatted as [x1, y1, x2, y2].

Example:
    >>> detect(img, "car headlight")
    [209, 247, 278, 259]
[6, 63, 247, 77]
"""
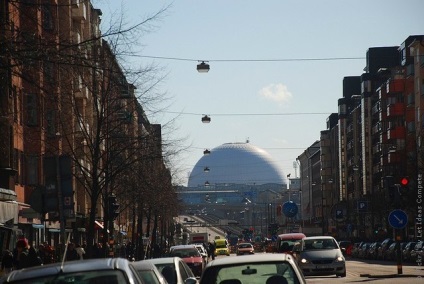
[335, 256, 344, 262]
[300, 258, 309, 264]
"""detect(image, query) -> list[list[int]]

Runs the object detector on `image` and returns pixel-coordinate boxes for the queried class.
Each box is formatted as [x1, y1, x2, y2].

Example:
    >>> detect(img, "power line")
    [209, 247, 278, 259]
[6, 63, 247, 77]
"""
[132, 55, 365, 63]
[163, 111, 330, 116]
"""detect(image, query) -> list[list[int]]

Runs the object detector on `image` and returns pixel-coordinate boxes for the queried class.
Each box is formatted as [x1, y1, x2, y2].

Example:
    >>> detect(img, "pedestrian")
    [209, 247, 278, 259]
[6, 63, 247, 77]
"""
[28, 246, 43, 267]
[14, 238, 31, 269]
[75, 243, 85, 260]
[208, 242, 216, 260]
[65, 242, 79, 261]
[1, 250, 14, 275]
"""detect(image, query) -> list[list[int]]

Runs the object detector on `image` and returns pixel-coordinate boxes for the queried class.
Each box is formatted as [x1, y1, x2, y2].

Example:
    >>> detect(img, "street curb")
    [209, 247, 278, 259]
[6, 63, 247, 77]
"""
[360, 273, 423, 278]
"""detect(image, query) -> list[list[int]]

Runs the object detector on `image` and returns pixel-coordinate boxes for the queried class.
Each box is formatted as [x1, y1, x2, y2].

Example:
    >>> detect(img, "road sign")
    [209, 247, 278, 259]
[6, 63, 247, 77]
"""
[388, 209, 408, 229]
[357, 201, 368, 212]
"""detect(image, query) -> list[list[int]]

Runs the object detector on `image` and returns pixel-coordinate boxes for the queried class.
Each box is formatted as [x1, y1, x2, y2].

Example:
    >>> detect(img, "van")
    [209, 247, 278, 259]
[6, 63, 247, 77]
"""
[275, 233, 306, 253]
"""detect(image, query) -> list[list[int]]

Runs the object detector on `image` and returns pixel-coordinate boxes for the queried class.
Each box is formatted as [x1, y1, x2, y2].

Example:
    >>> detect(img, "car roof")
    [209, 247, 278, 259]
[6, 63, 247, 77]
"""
[147, 256, 181, 265]
[303, 236, 335, 240]
[206, 253, 293, 267]
[278, 233, 306, 239]
[3, 258, 140, 283]
[131, 260, 160, 270]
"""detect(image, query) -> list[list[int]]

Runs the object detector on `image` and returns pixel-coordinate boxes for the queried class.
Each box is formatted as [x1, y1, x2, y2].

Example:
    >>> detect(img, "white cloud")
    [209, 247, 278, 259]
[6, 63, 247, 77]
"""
[258, 83, 293, 105]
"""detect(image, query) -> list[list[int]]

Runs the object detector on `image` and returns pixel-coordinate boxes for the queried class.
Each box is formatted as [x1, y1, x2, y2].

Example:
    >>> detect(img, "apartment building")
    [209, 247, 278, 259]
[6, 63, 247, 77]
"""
[0, 0, 171, 256]
[298, 35, 424, 240]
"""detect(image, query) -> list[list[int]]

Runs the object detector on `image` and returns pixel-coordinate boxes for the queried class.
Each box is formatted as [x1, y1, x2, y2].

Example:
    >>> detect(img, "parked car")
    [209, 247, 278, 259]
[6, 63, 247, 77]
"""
[292, 236, 346, 277]
[403, 241, 417, 262]
[236, 242, 255, 255]
[377, 238, 394, 260]
[384, 242, 406, 261]
[200, 253, 306, 284]
[338, 240, 352, 256]
[410, 241, 424, 262]
[367, 242, 381, 259]
[131, 259, 167, 284]
[358, 242, 371, 259]
[147, 257, 198, 284]
[351, 242, 362, 258]
[169, 245, 205, 277]
[0, 258, 143, 284]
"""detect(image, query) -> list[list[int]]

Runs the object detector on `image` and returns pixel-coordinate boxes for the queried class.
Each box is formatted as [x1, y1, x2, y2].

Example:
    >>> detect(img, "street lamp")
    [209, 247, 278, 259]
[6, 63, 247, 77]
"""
[197, 61, 210, 73]
[201, 115, 211, 123]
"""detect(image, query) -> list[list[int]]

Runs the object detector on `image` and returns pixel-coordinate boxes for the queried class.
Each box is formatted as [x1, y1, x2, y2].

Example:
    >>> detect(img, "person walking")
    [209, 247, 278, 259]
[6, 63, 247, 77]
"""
[1, 250, 14, 275]
[208, 242, 216, 260]
[14, 238, 31, 270]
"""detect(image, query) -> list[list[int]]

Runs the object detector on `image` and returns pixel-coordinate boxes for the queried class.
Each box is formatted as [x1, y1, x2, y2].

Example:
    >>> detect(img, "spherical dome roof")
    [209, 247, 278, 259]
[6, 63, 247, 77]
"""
[188, 142, 287, 187]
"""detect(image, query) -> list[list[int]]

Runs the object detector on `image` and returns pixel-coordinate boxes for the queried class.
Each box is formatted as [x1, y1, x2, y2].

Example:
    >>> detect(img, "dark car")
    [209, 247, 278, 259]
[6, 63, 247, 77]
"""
[0, 258, 143, 284]
[410, 241, 424, 262]
[403, 241, 417, 262]
[338, 241, 351, 256]
[377, 238, 394, 260]
[367, 242, 381, 259]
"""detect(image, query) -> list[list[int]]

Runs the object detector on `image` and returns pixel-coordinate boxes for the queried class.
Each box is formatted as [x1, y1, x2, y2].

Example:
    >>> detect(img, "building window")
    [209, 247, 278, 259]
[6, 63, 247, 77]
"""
[26, 93, 38, 126]
[42, 4, 54, 30]
[26, 155, 39, 185]
[46, 110, 56, 137]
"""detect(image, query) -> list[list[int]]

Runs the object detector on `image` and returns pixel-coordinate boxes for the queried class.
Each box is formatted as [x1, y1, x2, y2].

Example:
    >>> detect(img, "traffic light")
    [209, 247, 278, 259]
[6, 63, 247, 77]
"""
[399, 176, 409, 196]
[108, 195, 120, 220]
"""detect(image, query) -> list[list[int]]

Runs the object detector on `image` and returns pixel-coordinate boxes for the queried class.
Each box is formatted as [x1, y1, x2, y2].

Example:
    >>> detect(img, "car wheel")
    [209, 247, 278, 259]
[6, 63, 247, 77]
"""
[337, 271, 347, 278]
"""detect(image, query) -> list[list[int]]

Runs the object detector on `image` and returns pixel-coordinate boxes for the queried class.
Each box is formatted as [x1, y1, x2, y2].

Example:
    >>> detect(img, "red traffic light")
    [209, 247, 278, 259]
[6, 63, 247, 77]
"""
[400, 177, 409, 186]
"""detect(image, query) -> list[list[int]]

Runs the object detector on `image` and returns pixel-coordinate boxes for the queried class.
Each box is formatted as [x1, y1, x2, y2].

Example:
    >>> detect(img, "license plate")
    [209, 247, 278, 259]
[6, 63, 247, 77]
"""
[316, 265, 328, 269]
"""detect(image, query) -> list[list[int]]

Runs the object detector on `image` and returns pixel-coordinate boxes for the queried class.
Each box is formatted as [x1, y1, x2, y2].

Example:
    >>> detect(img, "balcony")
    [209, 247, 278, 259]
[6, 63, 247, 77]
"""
[387, 126, 406, 140]
[386, 103, 404, 117]
[387, 152, 401, 164]
[386, 79, 404, 93]
[72, 1, 86, 21]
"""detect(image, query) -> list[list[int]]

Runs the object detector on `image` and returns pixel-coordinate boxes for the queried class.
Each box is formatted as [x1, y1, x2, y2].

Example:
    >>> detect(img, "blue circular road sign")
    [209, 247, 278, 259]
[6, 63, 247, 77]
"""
[283, 201, 298, 218]
[388, 209, 408, 229]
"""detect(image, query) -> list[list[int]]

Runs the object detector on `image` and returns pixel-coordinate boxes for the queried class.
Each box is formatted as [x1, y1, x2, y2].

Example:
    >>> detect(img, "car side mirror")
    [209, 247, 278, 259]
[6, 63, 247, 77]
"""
[185, 277, 198, 284]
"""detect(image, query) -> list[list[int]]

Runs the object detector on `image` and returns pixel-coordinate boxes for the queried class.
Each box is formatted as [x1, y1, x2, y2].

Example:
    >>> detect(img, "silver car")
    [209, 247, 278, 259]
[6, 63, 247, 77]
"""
[293, 236, 346, 277]
[147, 257, 198, 284]
[131, 259, 167, 284]
[0, 258, 143, 284]
[199, 253, 306, 284]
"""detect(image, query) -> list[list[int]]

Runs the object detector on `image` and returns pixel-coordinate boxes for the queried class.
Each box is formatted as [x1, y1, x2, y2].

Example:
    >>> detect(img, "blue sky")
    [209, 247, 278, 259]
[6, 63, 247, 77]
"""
[95, 0, 423, 186]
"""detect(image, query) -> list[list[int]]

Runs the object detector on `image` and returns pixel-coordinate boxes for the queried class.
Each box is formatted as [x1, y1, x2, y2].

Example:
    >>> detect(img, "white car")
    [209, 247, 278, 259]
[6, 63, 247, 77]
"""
[199, 253, 306, 284]
[293, 236, 346, 277]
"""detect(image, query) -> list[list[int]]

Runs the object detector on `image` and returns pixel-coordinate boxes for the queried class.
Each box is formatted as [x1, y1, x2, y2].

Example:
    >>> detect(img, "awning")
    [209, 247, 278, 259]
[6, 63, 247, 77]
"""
[49, 228, 73, 233]
[94, 220, 104, 230]
[0, 201, 18, 224]
[32, 224, 44, 229]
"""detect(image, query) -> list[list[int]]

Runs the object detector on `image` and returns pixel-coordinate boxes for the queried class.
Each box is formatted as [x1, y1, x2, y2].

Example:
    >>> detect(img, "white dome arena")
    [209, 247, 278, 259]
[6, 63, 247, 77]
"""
[188, 142, 287, 187]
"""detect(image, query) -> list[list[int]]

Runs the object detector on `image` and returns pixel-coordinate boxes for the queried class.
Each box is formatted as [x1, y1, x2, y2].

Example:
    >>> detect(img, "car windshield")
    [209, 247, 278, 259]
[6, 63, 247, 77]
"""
[135, 270, 161, 284]
[171, 248, 200, 257]
[239, 244, 252, 248]
[203, 262, 300, 284]
[8, 270, 129, 284]
[304, 239, 338, 250]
